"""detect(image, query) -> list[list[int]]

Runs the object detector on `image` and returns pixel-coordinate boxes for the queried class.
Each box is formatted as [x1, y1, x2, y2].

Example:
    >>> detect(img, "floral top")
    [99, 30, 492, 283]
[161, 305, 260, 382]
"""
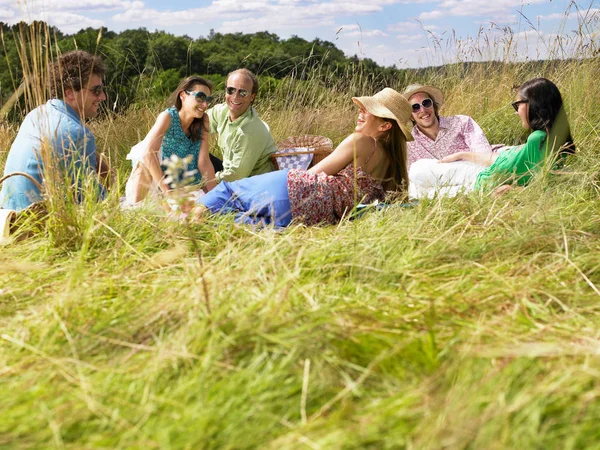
[287, 164, 386, 225]
[160, 107, 202, 184]
[407, 115, 492, 168]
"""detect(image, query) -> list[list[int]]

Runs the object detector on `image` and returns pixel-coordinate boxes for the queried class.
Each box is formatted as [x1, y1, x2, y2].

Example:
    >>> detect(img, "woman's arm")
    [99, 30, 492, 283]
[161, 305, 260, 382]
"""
[439, 151, 498, 167]
[309, 133, 372, 175]
[197, 116, 217, 191]
[141, 111, 172, 193]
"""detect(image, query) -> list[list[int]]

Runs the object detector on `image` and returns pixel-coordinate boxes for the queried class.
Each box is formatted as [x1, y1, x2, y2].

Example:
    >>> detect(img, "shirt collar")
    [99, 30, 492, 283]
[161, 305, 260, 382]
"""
[413, 116, 447, 141]
[438, 116, 449, 130]
[48, 98, 83, 124]
[229, 105, 255, 124]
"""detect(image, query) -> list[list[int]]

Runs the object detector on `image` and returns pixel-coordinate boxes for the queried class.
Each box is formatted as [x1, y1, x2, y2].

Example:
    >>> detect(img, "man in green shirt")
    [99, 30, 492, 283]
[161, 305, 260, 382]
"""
[208, 69, 276, 182]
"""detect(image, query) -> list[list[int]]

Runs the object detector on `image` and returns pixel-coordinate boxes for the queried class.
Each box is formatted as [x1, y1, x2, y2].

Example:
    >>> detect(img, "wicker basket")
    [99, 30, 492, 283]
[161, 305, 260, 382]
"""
[271, 135, 333, 170]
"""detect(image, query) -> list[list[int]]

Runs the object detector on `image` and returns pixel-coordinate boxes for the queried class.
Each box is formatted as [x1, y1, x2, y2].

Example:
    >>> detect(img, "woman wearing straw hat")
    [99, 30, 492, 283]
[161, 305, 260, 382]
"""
[403, 84, 492, 168]
[188, 87, 413, 226]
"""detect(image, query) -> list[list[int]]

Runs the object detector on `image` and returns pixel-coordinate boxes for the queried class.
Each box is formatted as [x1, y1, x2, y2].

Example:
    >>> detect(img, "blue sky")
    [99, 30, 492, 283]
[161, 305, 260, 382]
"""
[1, 0, 598, 67]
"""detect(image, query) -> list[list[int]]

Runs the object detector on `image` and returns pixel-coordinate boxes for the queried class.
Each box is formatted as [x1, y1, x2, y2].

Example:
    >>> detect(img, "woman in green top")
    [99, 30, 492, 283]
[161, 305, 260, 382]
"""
[409, 77, 574, 198]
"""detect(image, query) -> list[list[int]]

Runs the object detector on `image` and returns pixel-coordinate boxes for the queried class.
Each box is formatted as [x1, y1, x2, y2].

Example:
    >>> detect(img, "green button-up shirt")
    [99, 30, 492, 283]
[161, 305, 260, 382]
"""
[208, 103, 276, 182]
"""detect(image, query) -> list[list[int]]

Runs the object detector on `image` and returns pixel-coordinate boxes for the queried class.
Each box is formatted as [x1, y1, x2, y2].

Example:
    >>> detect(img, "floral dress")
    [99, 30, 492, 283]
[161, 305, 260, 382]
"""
[287, 164, 386, 225]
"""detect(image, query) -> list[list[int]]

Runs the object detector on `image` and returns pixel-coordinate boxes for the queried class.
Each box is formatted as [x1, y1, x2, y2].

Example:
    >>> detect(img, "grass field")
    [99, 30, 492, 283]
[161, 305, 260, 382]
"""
[2, 9, 600, 449]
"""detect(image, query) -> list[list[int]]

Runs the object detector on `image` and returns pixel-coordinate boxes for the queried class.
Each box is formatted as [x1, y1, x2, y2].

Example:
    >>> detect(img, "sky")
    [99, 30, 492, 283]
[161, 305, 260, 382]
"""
[1, 0, 598, 68]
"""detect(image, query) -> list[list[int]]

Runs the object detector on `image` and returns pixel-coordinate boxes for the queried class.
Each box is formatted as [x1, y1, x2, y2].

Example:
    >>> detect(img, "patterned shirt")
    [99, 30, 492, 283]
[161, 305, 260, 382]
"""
[407, 115, 492, 168]
[160, 107, 202, 185]
[287, 164, 386, 226]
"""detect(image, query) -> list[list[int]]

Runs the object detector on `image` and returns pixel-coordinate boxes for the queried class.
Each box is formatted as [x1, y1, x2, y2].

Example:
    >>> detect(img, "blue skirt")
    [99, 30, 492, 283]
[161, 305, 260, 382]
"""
[199, 169, 292, 227]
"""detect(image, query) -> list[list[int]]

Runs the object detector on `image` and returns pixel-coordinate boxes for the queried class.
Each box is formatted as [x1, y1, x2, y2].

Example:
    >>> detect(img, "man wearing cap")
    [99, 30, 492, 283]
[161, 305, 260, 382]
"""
[402, 84, 492, 168]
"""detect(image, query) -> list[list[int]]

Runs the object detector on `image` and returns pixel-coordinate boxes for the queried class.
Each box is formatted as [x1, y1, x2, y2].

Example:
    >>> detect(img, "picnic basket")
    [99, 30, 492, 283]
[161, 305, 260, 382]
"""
[271, 135, 334, 170]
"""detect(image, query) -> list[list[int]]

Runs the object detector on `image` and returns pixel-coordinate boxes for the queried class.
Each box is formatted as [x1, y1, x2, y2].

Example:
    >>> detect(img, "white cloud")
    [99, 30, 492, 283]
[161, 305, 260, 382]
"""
[395, 34, 425, 42]
[31, 11, 104, 33]
[538, 7, 599, 22]
[219, 15, 335, 33]
[418, 0, 548, 22]
[387, 21, 423, 33]
[419, 10, 443, 20]
[345, 29, 388, 37]
[0, 7, 15, 20]
[112, 0, 385, 27]
[16, 0, 133, 13]
[337, 23, 388, 38]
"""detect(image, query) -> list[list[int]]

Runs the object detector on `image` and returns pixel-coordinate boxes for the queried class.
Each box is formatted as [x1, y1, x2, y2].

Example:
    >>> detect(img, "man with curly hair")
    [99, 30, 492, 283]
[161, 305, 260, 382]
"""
[0, 50, 107, 211]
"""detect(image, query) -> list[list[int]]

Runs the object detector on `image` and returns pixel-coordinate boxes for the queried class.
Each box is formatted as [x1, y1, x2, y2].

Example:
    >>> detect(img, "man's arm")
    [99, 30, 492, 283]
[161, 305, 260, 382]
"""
[139, 111, 173, 193]
[198, 116, 217, 191]
[53, 122, 105, 199]
[215, 131, 263, 182]
[96, 152, 111, 187]
[440, 151, 498, 167]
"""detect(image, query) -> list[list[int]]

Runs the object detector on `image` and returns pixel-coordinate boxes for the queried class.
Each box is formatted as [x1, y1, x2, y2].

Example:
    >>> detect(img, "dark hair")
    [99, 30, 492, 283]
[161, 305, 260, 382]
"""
[167, 76, 213, 142]
[381, 119, 409, 194]
[227, 68, 259, 95]
[519, 77, 575, 154]
[49, 50, 105, 99]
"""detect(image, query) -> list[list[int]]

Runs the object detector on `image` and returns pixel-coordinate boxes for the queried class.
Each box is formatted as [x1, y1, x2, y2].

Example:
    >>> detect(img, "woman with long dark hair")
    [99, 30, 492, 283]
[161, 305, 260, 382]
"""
[409, 77, 574, 198]
[189, 88, 412, 227]
[125, 76, 217, 204]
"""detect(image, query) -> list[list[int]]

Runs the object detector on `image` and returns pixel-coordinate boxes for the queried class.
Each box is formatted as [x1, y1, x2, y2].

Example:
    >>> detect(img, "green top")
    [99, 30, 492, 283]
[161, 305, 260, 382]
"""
[475, 130, 548, 190]
[207, 104, 276, 182]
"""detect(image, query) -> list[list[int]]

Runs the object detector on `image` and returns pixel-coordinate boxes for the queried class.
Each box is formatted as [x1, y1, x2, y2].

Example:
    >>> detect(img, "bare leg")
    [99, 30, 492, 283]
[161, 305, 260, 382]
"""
[125, 162, 154, 204]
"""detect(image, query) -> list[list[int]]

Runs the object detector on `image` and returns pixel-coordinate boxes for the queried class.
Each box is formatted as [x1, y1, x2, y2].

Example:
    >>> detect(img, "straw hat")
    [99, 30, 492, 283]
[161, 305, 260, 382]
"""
[352, 88, 414, 141]
[402, 84, 444, 108]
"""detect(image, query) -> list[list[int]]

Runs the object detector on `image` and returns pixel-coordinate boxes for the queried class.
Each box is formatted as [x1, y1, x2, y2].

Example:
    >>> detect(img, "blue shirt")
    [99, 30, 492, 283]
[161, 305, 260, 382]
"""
[0, 99, 104, 211]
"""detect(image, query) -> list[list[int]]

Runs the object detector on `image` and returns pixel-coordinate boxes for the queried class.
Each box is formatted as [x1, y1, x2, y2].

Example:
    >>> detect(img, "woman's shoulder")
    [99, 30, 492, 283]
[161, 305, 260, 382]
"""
[527, 129, 547, 143]
[343, 132, 376, 146]
[151, 110, 173, 131]
[164, 107, 179, 119]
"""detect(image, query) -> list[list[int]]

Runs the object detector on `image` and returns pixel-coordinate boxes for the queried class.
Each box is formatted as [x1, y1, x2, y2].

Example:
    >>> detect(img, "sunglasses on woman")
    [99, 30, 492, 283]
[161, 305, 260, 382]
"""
[511, 99, 528, 111]
[186, 90, 213, 103]
[411, 98, 433, 112]
[225, 87, 250, 97]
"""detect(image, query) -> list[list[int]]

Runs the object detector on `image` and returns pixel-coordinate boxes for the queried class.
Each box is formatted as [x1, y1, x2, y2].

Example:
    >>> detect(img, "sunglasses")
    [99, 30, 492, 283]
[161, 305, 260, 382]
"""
[511, 99, 528, 111]
[87, 84, 105, 96]
[186, 90, 213, 103]
[411, 98, 433, 113]
[225, 87, 250, 97]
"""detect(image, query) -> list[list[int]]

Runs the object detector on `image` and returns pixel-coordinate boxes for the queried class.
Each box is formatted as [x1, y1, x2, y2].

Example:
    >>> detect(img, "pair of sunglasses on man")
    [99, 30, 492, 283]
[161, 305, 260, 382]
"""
[186, 86, 251, 104]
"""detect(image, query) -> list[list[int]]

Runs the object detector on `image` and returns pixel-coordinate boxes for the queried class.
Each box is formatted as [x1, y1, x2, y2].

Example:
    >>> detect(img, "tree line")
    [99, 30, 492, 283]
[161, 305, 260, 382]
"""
[0, 21, 404, 117]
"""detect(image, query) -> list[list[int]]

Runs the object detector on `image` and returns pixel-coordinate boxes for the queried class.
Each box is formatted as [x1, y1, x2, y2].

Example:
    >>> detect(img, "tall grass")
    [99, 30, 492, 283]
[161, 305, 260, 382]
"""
[2, 3, 600, 448]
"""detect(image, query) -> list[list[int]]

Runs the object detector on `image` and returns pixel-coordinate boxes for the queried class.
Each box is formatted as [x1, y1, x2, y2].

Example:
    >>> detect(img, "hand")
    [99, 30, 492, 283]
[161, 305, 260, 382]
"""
[492, 184, 515, 197]
[439, 152, 468, 163]
[189, 205, 208, 223]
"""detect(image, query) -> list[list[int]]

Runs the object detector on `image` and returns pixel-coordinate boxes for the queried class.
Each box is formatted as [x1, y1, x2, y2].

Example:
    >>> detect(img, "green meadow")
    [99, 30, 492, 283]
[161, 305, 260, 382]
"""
[1, 9, 600, 449]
